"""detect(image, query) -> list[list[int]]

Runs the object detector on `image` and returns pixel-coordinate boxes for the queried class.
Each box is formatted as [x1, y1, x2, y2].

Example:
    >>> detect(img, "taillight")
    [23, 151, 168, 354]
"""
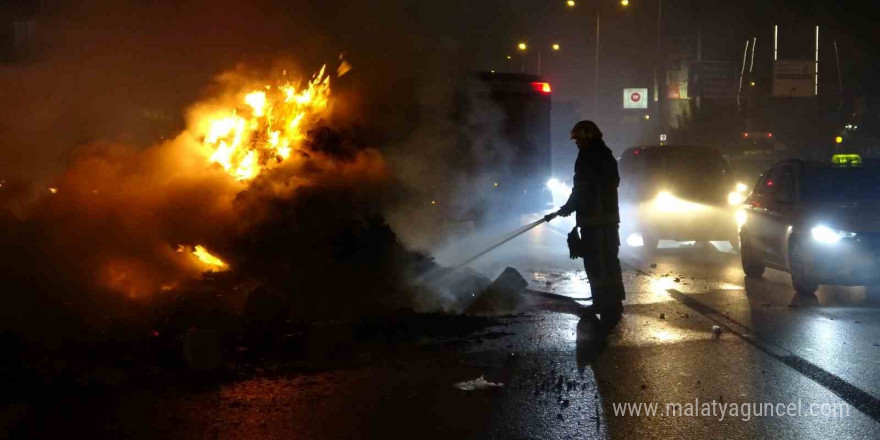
[531, 82, 551, 94]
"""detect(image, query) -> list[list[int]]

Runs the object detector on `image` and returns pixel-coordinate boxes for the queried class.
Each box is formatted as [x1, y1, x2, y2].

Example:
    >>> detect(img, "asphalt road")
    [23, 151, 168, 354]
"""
[461, 217, 880, 439]
[13, 217, 880, 439]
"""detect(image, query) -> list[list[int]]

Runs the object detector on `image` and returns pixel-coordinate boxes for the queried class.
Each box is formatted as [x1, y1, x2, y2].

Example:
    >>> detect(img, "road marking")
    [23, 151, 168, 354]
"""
[667, 288, 880, 423]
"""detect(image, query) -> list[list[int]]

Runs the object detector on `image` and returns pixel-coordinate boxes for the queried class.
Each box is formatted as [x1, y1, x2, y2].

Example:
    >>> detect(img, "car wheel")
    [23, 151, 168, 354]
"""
[789, 240, 818, 295]
[740, 230, 764, 278]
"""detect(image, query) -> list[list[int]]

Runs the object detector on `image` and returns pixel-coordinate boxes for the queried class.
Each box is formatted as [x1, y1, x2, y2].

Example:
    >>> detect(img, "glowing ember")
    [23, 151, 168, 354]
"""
[192, 245, 228, 270]
[48, 187, 58, 194]
[201, 65, 332, 180]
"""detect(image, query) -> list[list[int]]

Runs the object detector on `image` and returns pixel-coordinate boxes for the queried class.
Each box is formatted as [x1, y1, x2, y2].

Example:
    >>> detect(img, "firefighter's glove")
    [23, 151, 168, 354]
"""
[557, 208, 573, 218]
[543, 212, 558, 222]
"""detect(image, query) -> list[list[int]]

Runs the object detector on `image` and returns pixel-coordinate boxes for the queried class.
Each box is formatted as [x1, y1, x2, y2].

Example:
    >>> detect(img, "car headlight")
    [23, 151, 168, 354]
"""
[736, 182, 748, 193]
[810, 225, 856, 244]
[735, 209, 747, 228]
[653, 191, 705, 213]
[727, 191, 745, 205]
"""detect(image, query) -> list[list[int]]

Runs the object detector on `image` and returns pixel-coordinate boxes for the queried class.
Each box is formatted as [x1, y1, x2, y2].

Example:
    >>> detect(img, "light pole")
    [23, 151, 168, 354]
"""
[655, 0, 663, 129]
[540, 43, 561, 75]
[566, 1, 629, 119]
[515, 42, 561, 76]
[517, 42, 528, 73]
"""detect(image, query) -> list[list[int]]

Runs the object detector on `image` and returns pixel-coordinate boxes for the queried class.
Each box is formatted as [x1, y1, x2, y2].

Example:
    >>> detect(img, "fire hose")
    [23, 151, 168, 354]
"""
[415, 212, 564, 287]
[447, 216, 551, 273]
[427, 213, 592, 315]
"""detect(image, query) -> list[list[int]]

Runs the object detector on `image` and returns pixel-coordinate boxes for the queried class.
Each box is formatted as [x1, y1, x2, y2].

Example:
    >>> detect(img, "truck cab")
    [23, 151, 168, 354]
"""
[445, 72, 554, 227]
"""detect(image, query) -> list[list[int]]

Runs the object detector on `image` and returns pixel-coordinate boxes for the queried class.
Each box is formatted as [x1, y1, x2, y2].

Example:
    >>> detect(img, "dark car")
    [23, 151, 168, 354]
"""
[618, 145, 744, 249]
[740, 157, 880, 294]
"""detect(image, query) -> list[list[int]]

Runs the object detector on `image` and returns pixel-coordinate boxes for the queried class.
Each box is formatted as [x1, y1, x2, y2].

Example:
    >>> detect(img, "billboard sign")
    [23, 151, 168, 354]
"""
[773, 60, 814, 97]
[697, 61, 737, 99]
[623, 88, 648, 109]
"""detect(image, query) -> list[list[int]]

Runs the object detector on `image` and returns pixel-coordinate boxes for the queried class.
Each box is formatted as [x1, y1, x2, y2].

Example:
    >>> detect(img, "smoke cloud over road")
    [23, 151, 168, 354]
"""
[0, 0, 522, 335]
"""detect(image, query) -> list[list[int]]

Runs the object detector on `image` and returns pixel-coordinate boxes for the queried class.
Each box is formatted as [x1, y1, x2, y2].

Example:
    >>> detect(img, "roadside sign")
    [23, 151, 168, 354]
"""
[623, 88, 648, 109]
[697, 61, 737, 99]
[773, 60, 814, 97]
[660, 134, 667, 142]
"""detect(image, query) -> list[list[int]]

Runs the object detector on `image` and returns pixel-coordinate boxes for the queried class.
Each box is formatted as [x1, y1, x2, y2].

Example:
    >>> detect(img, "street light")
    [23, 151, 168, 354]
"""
[514, 42, 559, 75]
[516, 43, 528, 73]
[571, 1, 631, 119]
[566, 0, 576, 7]
[574, 0, 661, 124]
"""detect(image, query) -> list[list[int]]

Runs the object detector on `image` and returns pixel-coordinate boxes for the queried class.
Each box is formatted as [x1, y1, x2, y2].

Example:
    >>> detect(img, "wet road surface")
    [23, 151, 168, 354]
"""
[15, 218, 880, 439]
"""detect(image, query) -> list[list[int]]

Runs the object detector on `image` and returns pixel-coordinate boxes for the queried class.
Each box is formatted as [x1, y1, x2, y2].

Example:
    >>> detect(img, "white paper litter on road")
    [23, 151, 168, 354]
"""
[454, 375, 504, 391]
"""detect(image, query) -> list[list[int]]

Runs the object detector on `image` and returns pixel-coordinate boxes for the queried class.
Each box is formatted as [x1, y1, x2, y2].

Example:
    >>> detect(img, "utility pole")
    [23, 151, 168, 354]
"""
[594, 9, 601, 119]
[696, 25, 702, 112]
[654, 0, 664, 130]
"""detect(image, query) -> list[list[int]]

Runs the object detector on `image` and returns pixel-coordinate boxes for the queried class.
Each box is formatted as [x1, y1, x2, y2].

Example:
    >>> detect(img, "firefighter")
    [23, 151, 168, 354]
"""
[545, 120, 625, 330]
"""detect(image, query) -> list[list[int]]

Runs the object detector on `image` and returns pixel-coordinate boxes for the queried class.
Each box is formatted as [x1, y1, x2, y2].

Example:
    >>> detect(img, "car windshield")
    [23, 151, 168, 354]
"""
[802, 166, 880, 202]
[641, 149, 729, 201]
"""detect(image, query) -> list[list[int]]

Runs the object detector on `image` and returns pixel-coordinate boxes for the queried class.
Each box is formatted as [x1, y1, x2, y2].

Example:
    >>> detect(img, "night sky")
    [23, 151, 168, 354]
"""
[2, 0, 878, 170]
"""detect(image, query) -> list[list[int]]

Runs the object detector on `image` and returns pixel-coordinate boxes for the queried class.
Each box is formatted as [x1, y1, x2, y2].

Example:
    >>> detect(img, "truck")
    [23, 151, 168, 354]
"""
[433, 71, 554, 228]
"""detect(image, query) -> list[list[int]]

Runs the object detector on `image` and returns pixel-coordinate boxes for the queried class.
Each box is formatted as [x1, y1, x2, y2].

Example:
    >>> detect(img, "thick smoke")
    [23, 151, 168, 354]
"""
[0, 0, 523, 334]
[383, 75, 520, 251]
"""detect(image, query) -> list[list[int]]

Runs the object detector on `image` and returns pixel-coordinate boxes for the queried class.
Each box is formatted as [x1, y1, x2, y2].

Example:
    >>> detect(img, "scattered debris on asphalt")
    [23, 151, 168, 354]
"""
[712, 325, 722, 337]
[454, 375, 504, 391]
[467, 267, 529, 315]
[650, 264, 657, 268]
[659, 313, 665, 320]
[468, 267, 588, 317]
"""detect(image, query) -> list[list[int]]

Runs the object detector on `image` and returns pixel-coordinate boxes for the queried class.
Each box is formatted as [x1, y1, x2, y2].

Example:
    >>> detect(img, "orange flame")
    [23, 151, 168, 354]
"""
[192, 245, 228, 271]
[38, 62, 368, 299]
[201, 65, 331, 180]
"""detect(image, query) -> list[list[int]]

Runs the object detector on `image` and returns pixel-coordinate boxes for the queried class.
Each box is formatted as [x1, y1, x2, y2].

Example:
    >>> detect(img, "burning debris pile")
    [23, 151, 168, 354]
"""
[0, 62, 481, 340]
